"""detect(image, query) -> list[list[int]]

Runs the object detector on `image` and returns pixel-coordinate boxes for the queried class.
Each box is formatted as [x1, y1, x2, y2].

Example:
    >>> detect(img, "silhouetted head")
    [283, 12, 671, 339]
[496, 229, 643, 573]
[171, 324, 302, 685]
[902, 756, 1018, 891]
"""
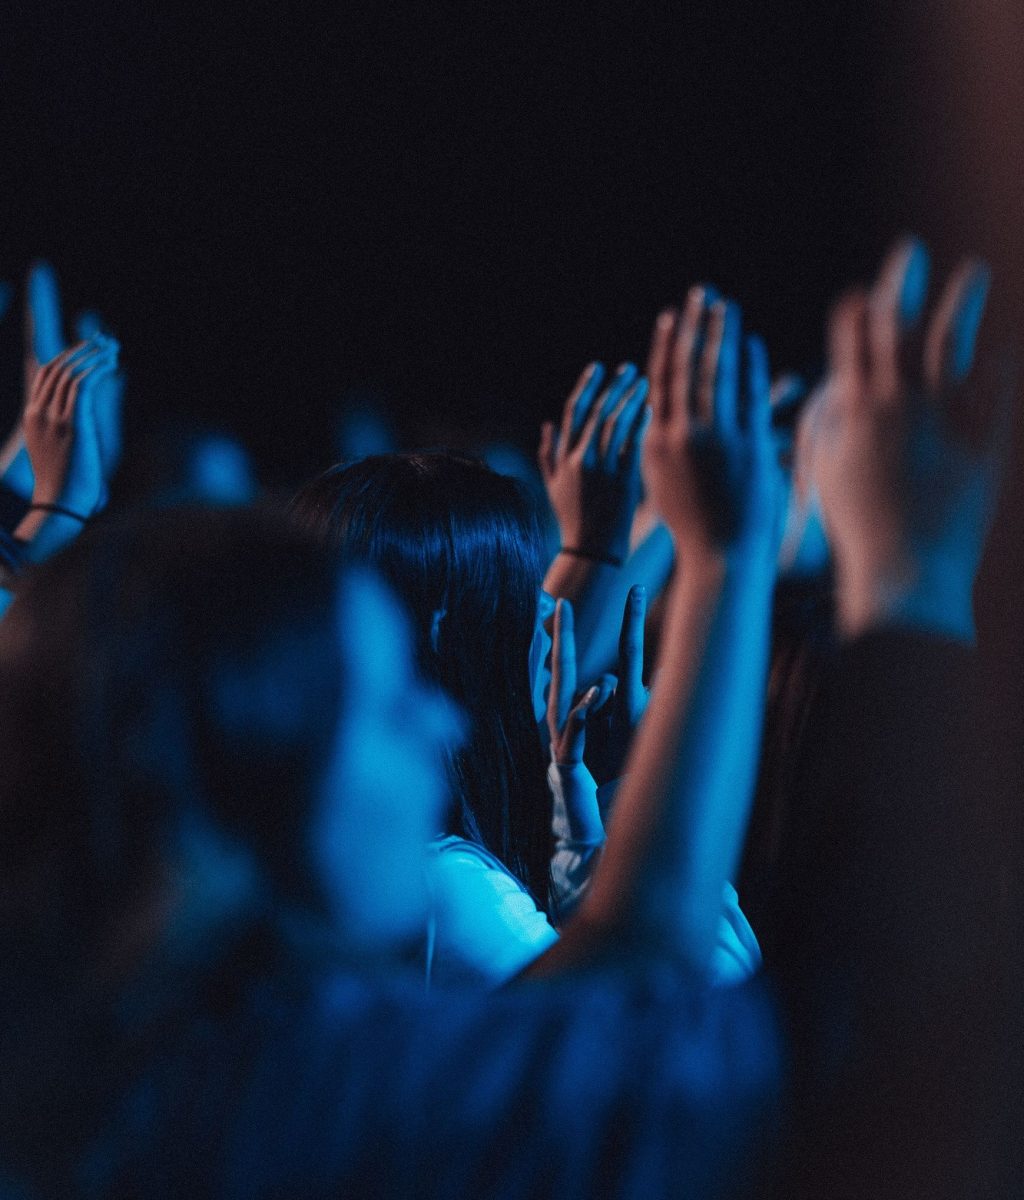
[0, 507, 461, 992]
[292, 450, 554, 910]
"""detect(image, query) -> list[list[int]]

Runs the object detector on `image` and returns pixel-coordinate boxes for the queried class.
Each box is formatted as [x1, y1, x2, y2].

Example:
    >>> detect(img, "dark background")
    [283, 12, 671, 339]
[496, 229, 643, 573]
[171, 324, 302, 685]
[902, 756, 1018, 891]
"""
[1, 1, 1022, 709]
[0, 2, 915, 474]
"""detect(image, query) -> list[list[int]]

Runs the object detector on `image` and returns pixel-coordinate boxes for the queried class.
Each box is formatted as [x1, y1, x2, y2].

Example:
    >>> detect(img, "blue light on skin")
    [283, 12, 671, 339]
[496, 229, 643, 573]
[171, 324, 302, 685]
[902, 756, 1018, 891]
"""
[310, 570, 466, 950]
[187, 435, 258, 505]
[529, 590, 556, 724]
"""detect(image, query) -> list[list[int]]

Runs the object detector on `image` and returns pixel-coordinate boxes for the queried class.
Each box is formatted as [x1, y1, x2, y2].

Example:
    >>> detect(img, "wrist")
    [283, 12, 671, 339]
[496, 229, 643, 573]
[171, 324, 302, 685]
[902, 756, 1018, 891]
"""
[837, 554, 976, 643]
[673, 533, 776, 582]
[558, 545, 624, 569]
[559, 518, 631, 565]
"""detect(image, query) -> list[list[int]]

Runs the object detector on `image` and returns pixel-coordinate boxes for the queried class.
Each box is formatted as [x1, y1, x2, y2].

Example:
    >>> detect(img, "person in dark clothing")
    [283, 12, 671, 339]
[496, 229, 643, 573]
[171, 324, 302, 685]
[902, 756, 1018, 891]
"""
[766, 238, 1020, 1198]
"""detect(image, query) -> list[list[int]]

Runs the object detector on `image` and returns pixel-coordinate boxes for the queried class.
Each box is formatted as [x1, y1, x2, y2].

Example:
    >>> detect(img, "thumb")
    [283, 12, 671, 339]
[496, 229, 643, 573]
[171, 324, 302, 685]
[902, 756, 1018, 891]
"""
[555, 685, 599, 766]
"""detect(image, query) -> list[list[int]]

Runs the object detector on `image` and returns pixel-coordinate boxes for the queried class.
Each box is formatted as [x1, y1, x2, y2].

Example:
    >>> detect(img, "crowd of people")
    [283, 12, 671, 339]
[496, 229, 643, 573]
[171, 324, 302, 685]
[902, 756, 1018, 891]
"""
[0, 239, 1018, 1197]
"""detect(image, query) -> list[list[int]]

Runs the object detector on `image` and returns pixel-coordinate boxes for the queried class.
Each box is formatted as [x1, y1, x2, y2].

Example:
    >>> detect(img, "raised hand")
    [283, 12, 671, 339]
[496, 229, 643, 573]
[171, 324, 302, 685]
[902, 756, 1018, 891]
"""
[3, 264, 124, 502]
[643, 288, 782, 565]
[810, 237, 1007, 639]
[539, 362, 651, 564]
[23, 336, 120, 518]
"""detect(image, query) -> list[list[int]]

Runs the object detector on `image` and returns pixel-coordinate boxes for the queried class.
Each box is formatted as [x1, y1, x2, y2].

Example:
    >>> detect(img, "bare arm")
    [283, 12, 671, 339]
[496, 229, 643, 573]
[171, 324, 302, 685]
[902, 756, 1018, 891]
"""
[525, 290, 781, 978]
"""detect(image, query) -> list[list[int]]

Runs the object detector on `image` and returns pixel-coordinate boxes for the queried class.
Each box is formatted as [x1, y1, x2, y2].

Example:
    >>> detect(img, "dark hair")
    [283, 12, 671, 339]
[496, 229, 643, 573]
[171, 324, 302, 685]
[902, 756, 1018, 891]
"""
[292, 451, 554, 911]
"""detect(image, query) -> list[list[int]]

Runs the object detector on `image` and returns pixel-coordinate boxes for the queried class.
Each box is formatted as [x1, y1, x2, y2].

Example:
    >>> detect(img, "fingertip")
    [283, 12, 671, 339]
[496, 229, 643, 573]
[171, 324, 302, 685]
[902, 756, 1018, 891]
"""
[746, 333, 769, 376]
[950, 261, 992, 382]
[899, 237, 931, 325]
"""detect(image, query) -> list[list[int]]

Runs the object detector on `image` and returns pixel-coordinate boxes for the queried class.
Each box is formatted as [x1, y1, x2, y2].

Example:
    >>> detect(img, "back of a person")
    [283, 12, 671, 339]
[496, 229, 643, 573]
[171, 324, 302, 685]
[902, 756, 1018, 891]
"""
[65, 959, 781, 1200]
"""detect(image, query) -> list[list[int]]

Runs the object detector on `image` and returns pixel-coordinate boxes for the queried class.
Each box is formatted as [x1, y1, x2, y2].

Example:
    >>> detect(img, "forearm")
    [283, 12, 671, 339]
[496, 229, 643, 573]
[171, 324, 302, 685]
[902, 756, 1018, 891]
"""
[13, 508, 84, 563]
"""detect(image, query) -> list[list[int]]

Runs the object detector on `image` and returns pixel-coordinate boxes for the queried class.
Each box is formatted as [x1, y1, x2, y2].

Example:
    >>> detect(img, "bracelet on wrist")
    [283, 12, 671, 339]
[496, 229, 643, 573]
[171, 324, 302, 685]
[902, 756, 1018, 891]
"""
[28, 503, 89, 524]
[559, 545, 624, 568]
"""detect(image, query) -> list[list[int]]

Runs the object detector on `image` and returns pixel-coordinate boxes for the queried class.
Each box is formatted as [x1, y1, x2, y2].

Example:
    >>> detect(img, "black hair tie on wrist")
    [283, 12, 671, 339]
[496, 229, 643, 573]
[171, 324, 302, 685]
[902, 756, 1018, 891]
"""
[559, 546, 624, 569]
[28, 503, 89, 524]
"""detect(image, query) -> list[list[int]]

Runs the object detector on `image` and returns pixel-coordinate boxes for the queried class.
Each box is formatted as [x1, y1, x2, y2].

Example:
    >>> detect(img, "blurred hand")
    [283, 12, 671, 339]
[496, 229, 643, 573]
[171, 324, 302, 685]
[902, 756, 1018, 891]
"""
[539, 362, 651, 563]
[24, 336, 120, 516]
[3, 263, 124, 500]
[643, 288, 782, 564]
[811, 237, 1008, 639]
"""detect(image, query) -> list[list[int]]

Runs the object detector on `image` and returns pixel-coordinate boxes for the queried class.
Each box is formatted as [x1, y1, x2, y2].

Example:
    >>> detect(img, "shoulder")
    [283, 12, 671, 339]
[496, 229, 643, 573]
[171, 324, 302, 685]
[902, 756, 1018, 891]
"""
[426, 837, 558, 985]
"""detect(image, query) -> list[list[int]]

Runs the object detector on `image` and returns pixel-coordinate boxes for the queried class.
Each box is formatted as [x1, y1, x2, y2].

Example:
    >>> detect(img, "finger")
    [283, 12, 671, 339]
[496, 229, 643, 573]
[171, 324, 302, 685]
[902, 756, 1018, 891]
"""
[603, 377, 649, 463]
[670, 286, 709, 428]
[827, 290, 870, 397]
[54, 346, 111, 420]
[560, 363, 605, 454]
[581, 363, 636, 462]
[868, 237, 930, 403]
[696, 299, 724, 425]
[537, 421, 556, 481]
[549, 598, 578, 735]
[74, 310, 104, 340]
[924, 259, 991, 394]
[646, 308, 678, 423]
[709, 300, 741, 432]
[618, 584, 646, 715]
[35, 337, 100, 391]
[30, 341, 95, 412]
[557, 686, 600, 766]
[589, 673, 618, 715]
[26, 261, 65, 364]
[623, 403, 652, 482]
[745, 335, 772, 438]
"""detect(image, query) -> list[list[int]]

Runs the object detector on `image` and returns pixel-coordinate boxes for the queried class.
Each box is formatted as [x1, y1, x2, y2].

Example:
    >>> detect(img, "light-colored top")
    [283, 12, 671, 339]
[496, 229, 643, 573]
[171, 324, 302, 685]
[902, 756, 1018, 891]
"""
[425, 836, 558, 987]
[424, 761, 761, 989]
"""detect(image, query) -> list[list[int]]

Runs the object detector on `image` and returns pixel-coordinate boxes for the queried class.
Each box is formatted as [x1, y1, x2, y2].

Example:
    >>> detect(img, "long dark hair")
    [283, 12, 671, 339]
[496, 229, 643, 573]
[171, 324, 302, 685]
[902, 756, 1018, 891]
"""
[292, 451, 554, 911]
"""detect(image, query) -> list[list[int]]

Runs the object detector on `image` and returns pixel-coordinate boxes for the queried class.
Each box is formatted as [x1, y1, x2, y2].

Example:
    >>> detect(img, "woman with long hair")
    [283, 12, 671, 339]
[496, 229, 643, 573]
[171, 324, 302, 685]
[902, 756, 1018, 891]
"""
[292, 451, 565, 983]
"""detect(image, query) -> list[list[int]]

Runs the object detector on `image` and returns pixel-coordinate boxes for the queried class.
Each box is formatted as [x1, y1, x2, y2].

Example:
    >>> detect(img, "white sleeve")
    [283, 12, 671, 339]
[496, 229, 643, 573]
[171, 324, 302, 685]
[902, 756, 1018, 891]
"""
[708, 882, 763, 987]
[548, 759, 605, 925]
[551, 769, 763, 984]
[425, 847, 558, 988]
